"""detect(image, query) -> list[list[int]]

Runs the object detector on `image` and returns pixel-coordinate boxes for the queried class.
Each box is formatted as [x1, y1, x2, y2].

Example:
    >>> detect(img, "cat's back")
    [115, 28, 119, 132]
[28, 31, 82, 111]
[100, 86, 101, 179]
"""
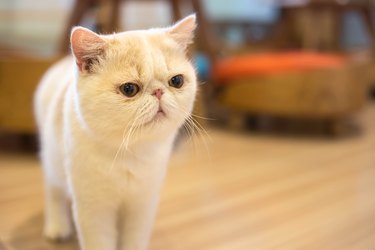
[34, 56, 74, 129]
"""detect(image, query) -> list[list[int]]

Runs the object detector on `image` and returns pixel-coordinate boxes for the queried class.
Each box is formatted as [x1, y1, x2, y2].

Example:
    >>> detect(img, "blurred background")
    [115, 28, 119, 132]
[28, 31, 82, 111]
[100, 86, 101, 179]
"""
[1, 0, 375, 249]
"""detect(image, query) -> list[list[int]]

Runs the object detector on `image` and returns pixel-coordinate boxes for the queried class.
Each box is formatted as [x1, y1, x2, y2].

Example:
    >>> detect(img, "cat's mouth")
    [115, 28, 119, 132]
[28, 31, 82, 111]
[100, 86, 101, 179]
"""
[154, 106, 166, 119]
[143, 107, 166, 126]
[154, 107, 166, 120]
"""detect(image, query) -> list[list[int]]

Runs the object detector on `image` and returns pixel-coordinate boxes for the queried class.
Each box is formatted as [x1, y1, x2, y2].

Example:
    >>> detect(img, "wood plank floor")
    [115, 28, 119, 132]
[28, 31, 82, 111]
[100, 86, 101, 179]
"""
[1, 103, 375, 250]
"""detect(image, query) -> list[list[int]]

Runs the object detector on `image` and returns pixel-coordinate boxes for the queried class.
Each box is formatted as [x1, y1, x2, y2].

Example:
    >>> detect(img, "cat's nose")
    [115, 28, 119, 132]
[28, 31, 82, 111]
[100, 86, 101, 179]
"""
[153, 89, 164, 100]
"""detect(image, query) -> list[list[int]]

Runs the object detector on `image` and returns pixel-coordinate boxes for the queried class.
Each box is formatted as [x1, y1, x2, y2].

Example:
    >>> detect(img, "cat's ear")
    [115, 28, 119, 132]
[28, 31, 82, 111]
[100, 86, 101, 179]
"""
[168, 14, 197, 50]
[70, 27, 107, 73]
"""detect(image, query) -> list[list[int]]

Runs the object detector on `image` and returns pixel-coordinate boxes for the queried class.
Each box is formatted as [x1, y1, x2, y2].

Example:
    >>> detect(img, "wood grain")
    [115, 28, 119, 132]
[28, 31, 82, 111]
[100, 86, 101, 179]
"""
[1, 103, 375, 250]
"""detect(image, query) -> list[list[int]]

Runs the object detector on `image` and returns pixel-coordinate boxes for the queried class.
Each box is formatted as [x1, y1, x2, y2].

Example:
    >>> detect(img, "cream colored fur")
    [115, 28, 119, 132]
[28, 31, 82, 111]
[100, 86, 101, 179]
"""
[34, 15, 197, 250]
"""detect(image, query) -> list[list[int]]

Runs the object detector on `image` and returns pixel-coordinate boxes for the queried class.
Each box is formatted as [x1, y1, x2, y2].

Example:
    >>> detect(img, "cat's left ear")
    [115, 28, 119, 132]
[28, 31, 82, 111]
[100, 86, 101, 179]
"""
[71, 27, 107, 73]
[167, 14, 197, 50]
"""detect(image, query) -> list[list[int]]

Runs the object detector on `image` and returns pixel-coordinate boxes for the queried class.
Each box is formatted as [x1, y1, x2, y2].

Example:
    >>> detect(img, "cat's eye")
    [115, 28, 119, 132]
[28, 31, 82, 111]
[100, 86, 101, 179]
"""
[119, 83, 140, 97]
[169, 74, 184, 88]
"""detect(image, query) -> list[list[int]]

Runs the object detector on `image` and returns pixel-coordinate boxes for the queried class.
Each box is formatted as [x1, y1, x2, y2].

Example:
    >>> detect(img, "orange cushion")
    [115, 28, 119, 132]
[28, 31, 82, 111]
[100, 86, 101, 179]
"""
[212, 52, 347, 83]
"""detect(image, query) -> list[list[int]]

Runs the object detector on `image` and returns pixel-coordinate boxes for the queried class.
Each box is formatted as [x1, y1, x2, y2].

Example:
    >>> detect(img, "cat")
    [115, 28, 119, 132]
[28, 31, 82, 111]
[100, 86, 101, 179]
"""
[34, 14, 197, 250]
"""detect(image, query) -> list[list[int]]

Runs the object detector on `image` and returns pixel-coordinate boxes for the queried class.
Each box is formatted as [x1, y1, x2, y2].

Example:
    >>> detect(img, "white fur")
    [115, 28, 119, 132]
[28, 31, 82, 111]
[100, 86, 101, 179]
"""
[34, 15, 197, 250]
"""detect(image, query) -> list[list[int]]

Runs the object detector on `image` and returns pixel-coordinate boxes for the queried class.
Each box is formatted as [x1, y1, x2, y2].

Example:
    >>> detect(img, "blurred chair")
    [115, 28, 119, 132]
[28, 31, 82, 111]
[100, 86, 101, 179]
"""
[0, 54, 58, 134]
[0, 48, 60, 134]
[192, 0, 371, 134]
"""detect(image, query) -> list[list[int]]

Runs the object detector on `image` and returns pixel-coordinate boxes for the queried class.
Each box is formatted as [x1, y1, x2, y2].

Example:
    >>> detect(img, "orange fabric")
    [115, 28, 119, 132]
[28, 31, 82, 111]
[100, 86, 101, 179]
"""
[212, 52, 347, 84]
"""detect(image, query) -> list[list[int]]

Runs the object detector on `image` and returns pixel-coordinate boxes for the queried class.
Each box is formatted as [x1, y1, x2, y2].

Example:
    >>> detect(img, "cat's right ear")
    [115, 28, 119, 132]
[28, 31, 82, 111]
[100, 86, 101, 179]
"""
[70, 27, 107, 73]
[168, 14, 197, 51]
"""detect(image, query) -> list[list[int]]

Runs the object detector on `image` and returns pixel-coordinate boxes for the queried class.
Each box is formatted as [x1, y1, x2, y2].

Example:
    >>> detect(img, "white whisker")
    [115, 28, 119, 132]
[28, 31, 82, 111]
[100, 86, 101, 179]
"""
[163, 99, 211, 161]
[110, 125, 128, 172]
[191, 113, 216, 121]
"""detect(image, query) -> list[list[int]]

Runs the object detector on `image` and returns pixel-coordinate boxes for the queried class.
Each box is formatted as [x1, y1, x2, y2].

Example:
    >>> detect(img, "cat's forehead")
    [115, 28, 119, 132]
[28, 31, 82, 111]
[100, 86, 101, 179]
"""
[105, 30, 186, 81]
[110, 30, 145, 44]
[109, 29, 177, 51]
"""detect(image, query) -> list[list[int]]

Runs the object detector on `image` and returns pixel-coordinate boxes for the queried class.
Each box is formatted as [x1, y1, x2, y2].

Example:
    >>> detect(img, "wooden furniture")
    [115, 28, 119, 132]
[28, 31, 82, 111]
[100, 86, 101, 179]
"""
[214, 53, 367, 117]
[0, 54, 59, 134]
[275, 0, 375, 100]
[191, 0, 371, 132]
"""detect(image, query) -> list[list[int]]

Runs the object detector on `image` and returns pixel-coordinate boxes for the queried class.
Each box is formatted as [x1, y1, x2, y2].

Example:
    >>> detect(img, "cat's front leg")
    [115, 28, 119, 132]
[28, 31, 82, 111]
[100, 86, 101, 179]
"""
[44, 182, 73, 241]
[119, 193, 160, 250]
[71, 179, 119, 250]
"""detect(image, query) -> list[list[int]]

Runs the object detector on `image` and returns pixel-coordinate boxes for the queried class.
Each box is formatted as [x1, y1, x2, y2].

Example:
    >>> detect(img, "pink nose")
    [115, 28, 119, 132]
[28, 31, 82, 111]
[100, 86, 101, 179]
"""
[153, 89, 164, 100]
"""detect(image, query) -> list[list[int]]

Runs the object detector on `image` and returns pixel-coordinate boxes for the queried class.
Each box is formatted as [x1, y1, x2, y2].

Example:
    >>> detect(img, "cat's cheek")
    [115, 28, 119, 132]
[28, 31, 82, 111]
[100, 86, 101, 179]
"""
[177, 91, 196, 111]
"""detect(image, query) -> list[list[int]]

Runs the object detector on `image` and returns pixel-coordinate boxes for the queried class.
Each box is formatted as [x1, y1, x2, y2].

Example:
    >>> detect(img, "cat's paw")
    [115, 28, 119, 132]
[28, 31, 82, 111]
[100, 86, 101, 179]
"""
[44, 221, 73, 242]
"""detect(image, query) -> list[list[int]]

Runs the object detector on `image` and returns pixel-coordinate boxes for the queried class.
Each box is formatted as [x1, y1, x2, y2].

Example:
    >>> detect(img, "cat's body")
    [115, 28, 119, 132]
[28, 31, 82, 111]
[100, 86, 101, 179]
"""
[34, 15, 197, 250]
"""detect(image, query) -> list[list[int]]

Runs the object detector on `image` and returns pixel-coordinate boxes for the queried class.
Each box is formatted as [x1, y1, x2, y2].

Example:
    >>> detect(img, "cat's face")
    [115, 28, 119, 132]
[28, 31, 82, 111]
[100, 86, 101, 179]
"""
[71, 15, 197, 145]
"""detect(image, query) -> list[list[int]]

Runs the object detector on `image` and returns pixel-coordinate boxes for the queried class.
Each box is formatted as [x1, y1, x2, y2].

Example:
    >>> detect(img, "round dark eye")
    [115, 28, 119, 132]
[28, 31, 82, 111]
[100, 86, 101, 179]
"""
[169, 74, 184, 88]
[119, 83, 140, 97]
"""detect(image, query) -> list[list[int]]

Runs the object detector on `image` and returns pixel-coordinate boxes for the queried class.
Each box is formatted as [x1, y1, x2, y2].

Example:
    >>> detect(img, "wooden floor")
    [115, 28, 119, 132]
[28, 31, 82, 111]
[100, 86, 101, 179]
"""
[1, 103, 375, 250]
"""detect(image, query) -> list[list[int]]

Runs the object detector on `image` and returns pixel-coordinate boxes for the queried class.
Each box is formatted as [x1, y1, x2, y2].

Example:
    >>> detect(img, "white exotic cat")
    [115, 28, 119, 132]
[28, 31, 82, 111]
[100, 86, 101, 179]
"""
[34, 15, 197, 250]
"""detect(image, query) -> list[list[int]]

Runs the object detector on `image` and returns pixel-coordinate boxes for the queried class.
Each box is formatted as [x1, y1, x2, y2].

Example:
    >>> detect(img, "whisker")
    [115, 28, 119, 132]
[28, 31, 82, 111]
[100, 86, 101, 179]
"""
[163, 99, 211, 161]
[125, 112, 142, 150]
[191, 113, 216, 121]
[110, 122, 131, 172]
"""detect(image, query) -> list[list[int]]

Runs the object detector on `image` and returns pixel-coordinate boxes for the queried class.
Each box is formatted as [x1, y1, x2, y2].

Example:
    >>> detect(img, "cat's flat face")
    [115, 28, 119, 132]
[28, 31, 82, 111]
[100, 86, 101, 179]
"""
[71, 16, 197, 144]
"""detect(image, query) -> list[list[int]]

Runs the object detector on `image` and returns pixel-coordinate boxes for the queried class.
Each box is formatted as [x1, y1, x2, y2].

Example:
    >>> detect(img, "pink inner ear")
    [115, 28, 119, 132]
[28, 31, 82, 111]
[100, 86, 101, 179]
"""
[71, 27, 106, 71]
